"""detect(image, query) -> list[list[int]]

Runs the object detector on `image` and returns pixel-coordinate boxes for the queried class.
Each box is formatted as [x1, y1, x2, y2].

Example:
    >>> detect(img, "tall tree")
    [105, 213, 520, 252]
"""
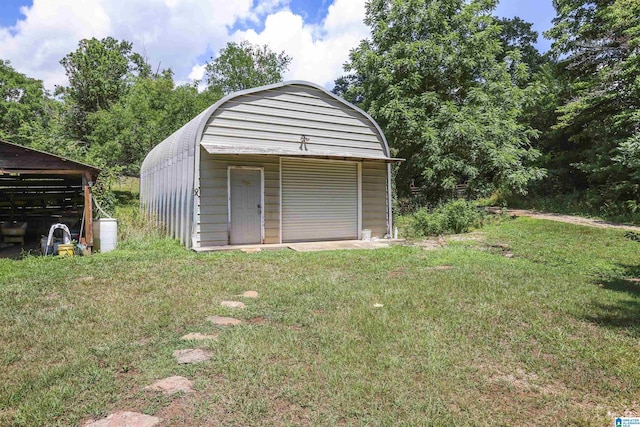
[58, 37, 151, 141]
[496, 17, 545, 84]
[86, 70, 220, 174]
[0, 60, 47, 145]
[205, 41, 291, 94]
[546, 0, 640, 204]
[340, 0, 544, 202]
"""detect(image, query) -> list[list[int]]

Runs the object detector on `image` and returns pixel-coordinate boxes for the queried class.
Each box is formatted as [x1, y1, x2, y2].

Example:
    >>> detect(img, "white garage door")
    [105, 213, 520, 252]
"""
[281, 158, 359, 243]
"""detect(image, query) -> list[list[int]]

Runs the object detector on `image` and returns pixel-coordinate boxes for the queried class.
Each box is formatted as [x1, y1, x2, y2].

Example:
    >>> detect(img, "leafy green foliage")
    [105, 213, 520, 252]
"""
[545, 0, 640, 206]
[496, 17, 545, 81]
[0, 60, 47, 145]
[57, 37, 151, 140]
[340, 0, 545, 203]
[85, 70, 221, 174]
[397, 199, 485, 237]
[205, 41, 291, 94]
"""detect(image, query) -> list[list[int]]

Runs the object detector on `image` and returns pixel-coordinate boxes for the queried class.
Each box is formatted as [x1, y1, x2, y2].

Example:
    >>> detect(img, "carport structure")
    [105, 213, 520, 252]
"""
[0, 140, 100, 251]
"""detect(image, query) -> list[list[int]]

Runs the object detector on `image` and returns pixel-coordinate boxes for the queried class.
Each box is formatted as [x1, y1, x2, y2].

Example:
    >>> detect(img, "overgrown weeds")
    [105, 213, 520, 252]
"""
[396, 199, 498, 238]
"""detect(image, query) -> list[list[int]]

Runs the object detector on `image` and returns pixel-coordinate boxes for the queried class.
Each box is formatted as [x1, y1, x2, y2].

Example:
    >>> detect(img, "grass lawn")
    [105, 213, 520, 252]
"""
[1, 217, 639, 426]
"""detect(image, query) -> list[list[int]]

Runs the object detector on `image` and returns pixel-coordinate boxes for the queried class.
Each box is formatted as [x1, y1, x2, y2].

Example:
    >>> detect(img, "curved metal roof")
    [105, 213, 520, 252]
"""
[141, 80, 394, 177]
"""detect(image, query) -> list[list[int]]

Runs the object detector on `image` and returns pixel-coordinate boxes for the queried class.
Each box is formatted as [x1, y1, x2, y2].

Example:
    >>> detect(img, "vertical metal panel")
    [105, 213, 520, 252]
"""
[362, 161, 389, 238]
[139, 107, 211, 249]
[281, 158, 358, 243]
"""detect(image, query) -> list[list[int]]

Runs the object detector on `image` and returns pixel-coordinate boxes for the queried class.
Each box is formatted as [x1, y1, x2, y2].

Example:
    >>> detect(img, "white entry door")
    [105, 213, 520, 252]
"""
[229, 168, 262, 245]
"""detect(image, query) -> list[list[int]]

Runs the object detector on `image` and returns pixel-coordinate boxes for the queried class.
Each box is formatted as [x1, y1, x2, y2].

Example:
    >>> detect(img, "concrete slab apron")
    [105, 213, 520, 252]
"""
[287, 240, 392, 252]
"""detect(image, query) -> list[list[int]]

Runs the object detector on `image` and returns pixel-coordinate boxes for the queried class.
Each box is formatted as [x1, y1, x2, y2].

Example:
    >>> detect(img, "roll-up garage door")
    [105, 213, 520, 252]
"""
[282, 158, 358, 242]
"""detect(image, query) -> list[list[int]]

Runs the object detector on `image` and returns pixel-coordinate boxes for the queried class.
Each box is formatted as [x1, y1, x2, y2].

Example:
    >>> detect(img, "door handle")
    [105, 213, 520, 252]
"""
[257, 204, 262, 215]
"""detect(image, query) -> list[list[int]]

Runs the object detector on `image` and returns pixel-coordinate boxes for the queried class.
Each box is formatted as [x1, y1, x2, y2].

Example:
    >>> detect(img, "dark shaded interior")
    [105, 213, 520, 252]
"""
[0, 140, 99, 256]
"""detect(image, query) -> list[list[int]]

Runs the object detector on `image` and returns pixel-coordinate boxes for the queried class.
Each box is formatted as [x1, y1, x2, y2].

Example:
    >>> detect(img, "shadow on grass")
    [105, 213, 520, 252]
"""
[583, 264, 640, 336]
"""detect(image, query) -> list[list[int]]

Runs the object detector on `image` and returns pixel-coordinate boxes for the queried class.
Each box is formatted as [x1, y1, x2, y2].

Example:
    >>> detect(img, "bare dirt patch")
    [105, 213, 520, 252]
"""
[507, 209, 640, 232]
[387, 267, 406, 278]
[247, 317, 268, 325]
[410, 238, 445, 250]
[239, 290, 259, 298]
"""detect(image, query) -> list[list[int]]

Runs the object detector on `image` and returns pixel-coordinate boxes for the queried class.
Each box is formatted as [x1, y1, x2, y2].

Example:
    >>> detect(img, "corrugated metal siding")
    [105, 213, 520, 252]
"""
[282, 158, 358, 242]
[197, 151, 280, 247]
[362, 162, 389, 238]
[140, 108, 207, 248]
[201, 85, 388, 160]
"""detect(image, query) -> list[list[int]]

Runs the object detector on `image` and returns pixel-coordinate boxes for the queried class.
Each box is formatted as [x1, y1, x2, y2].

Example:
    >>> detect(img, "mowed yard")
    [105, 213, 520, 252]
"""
[1, 218, 639, 426]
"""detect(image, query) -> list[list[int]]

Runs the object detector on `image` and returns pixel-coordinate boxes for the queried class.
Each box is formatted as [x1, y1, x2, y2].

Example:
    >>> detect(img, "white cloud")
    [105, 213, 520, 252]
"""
[0, 0, 111, 88]
[0, 0, 254, 90]
[233, 0, 369, 88]
[0, 0, 370, 92]
[187, 64, 206, 81]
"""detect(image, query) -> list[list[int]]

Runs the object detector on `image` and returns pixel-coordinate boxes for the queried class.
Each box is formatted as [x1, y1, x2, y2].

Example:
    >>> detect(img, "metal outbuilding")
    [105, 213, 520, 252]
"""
[140, 81, 399, 250]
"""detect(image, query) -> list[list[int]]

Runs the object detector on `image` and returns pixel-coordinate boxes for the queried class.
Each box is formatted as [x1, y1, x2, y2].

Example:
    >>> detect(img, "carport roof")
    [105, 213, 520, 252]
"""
[0, 139, 100, 179]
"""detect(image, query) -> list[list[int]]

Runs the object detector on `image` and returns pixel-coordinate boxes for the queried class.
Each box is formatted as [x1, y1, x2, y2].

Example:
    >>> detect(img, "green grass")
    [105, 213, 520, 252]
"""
[1, 217, 640, 425]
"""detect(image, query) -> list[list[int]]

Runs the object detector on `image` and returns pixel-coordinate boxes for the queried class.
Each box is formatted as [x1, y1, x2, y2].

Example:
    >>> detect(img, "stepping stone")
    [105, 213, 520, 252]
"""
[221, 300, 246, 309]
[240, 248, 261, 253]
[145, 376, 194, 395]
[77, 276, 94, 282]
[239, 290, 258, 298]
[181, 332, 219, 341]
[173, 349, 212, 364]
[373, 303, 384, 308]
[207, 315, 242, 326]
[84, 411, 161, 427]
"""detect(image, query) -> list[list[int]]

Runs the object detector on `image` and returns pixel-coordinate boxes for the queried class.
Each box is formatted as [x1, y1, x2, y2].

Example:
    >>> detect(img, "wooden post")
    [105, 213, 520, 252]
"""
[83, 172, 93, 253]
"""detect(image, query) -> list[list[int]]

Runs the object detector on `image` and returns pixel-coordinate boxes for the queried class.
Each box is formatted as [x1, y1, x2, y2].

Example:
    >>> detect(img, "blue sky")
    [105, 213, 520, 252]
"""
[0, 0, 27, 27]
[0, 0, 556, 90]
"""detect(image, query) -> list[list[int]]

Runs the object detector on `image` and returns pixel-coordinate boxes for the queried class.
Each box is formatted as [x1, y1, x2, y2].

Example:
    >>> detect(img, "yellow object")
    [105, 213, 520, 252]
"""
[58, 244, 74, 257]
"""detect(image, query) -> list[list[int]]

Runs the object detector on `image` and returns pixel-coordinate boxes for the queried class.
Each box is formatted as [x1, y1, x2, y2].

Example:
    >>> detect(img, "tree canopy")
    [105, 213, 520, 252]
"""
[58, 37, 151, 140]
[545, 0, 640, 204]
[1, 3, 638, 220]
[205, 41, 291, 94]
[0, 60, 47, 146]
[340, 0, 545, 202]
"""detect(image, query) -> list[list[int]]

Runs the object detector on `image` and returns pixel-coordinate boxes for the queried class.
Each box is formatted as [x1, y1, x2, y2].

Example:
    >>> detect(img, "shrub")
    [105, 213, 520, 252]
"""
[397, 199, 485, 238]
[439, 199, 482, 234]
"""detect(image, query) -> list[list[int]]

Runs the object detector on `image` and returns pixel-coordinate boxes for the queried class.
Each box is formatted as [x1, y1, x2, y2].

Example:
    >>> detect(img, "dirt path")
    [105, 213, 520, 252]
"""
[505, 208, 640, 232]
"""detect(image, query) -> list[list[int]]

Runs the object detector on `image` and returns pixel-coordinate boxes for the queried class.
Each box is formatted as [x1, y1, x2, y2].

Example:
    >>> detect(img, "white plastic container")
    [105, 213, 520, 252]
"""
[93, 218, 117, 253]
[361, 229, 372, 241]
